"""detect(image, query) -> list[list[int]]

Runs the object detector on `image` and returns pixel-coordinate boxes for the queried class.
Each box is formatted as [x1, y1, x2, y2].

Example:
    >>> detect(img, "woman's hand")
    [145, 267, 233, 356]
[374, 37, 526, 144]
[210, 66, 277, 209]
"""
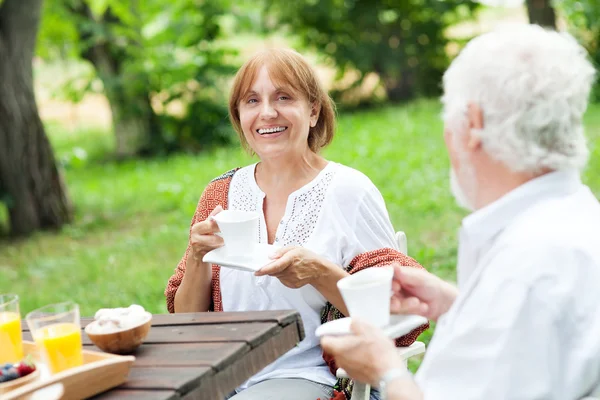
[390, 264, 458, 322]
[256, 246, 349, 315]
[254, 246, 326, 288]
[175, 205, 223, 313]
[189, 205, 225, 262]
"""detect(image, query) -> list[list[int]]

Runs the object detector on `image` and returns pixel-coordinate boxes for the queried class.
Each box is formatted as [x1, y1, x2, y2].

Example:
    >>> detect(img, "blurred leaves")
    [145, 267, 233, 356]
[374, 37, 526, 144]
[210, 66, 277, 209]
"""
[267, 0, 480, 105]
[558, 0, 600, 101]
[36, 0, 483, 135]
[33, 0, 599, 158]
[37, 0, 237, 154]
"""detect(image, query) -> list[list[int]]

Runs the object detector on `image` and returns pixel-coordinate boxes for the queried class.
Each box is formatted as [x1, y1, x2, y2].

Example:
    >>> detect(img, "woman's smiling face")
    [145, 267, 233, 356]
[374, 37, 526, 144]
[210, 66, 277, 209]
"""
[238, 66, 319, 160]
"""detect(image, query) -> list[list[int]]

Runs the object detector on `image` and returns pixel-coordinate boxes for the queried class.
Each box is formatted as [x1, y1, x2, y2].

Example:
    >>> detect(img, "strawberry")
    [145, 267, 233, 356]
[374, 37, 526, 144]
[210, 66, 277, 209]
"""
[15, 360, 36, 377]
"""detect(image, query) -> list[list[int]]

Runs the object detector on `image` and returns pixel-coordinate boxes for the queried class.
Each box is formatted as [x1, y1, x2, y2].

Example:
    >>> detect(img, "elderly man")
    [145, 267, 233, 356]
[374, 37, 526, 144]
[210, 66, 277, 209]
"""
[321, 25, 600, 400]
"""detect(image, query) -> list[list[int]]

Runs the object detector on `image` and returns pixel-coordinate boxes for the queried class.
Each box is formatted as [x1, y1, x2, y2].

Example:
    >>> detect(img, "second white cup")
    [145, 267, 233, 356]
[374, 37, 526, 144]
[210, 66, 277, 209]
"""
[337, 267, 394, 327]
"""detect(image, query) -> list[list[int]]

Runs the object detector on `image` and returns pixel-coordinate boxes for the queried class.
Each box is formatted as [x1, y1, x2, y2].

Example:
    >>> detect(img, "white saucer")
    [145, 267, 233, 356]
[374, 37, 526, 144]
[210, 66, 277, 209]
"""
[203, 243, 280, 272]
[315, 314, 428, 338]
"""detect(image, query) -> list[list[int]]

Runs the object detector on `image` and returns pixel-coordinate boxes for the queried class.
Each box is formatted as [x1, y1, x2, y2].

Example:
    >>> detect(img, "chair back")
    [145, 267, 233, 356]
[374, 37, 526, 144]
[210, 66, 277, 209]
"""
[396, 231, 408, 254]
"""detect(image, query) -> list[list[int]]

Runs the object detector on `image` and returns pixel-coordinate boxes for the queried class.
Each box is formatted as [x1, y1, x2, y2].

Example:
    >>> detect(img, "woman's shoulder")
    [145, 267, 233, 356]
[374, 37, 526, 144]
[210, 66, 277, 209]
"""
[198, 166, 246, 198]
[325, 163, 390, 222]
[209, 168, 237, 183]
[329, 162, 380, 196]
[206, 164, 255, 186]
[209, 166, 243, 183]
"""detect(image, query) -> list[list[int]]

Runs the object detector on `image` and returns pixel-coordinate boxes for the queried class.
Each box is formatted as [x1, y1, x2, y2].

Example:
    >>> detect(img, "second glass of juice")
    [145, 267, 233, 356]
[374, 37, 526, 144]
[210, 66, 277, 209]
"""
[26, 301, 83, 374]
[0, 294, 23, 364]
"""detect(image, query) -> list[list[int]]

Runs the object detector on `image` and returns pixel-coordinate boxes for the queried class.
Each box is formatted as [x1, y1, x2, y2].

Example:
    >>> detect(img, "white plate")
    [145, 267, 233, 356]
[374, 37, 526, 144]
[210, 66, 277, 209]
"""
[203, 243, 280, 272]
[315, 314, 428, 338]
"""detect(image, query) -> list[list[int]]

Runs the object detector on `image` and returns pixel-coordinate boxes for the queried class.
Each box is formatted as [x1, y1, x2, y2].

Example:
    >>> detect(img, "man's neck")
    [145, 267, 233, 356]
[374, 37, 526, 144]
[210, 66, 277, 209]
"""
[474, 164, 552, 210]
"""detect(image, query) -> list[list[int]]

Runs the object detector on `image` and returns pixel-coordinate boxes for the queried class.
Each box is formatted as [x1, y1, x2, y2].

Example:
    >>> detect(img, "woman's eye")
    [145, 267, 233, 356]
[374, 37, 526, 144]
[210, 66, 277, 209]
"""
[278, 96, 290, 101]
[247, 98, 258, 104]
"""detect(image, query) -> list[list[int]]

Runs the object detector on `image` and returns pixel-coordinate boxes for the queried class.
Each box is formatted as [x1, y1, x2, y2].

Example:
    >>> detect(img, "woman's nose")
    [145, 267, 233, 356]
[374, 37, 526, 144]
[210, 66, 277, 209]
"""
[260, 101, 277, 119]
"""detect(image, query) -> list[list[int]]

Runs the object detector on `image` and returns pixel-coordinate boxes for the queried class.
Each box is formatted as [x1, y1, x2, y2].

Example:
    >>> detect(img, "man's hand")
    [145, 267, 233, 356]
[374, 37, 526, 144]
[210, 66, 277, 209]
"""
[320, 319, 402, 386]
[390, 265, 458, 322]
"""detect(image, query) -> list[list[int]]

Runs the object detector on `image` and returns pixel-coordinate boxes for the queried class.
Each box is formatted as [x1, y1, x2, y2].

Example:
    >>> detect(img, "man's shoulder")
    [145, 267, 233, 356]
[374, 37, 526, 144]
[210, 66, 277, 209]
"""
[485, 192, 600, 286]
[505, 188, 600, 255]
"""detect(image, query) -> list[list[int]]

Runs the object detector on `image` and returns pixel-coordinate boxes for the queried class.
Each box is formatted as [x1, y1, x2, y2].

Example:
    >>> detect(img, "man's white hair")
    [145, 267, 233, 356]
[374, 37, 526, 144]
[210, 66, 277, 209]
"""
[442, 24, 596, 173]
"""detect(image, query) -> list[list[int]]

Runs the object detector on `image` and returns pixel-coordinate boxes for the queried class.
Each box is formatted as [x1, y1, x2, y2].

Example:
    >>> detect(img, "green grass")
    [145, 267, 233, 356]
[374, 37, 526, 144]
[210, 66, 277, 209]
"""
[2, 100, 600, 356]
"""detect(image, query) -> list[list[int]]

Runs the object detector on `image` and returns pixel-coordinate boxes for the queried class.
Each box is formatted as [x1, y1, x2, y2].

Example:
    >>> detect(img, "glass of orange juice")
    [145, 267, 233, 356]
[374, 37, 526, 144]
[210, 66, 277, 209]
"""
[25, 301, 83, 374]
[0, 294, 23, 364]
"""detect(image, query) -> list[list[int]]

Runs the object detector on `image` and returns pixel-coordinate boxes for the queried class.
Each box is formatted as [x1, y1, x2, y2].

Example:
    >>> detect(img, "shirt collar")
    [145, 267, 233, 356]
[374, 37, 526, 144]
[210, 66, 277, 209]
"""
[460, 169, 582, 254]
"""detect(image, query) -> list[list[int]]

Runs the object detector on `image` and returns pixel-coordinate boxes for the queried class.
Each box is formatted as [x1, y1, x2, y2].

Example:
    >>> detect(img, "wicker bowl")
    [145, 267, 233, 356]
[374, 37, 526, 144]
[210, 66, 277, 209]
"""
[85, 312, 152, 354]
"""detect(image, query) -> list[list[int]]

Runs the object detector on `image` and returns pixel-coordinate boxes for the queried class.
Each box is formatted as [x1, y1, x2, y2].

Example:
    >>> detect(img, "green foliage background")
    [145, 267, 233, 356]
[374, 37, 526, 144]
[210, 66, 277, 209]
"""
[559, 0, 600, 101]
[268, 0, 479, 104]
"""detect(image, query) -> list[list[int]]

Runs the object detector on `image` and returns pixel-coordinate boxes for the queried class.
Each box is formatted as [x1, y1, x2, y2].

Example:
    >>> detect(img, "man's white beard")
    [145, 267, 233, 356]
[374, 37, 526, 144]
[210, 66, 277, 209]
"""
[450, 168, 475, 211]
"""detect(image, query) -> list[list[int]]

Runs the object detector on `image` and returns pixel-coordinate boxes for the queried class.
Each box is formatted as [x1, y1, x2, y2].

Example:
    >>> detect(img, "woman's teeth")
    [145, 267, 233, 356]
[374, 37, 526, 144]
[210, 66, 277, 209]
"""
[257, 126, 287, 135]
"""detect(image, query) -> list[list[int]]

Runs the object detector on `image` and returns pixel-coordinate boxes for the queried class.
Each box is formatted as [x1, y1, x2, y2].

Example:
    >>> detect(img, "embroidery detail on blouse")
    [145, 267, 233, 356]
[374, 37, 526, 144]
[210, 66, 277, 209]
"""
[229, 166, 264, 243]
[278, 171, 335, 246]
[228, 165, 336, 246]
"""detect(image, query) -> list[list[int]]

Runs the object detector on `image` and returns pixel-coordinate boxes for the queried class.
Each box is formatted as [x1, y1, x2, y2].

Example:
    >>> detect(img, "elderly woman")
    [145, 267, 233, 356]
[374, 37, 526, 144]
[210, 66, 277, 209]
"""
[165, 48, 427, 400]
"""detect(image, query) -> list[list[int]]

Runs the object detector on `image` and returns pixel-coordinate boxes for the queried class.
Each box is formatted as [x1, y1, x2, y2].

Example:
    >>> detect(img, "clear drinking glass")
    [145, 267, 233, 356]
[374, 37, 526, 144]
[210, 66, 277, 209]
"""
[26, 301, 83, 374]
[0, 294, 23, 364]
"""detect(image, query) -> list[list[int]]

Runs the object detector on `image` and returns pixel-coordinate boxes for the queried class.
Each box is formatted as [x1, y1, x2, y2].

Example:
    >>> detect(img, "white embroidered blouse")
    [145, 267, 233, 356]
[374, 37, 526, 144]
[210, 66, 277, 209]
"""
[221, 161, 398, 390]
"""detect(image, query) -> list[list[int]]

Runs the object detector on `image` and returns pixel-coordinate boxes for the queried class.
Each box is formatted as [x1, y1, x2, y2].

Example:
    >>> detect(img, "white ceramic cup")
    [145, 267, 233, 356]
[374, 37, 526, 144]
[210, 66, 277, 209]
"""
[211, 210, 260, 255]
[337, 266, 394, 328]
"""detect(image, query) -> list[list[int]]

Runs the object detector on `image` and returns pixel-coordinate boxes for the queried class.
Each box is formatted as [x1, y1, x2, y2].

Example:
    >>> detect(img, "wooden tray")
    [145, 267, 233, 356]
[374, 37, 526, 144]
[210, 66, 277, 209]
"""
[0, 369, 41, 395]
[1, 341, 135, 400]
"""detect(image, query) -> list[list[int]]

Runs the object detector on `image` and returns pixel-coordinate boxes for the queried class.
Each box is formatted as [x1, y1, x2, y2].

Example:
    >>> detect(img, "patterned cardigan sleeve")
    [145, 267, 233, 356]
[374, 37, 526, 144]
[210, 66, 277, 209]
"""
[164, 169, 237, 313]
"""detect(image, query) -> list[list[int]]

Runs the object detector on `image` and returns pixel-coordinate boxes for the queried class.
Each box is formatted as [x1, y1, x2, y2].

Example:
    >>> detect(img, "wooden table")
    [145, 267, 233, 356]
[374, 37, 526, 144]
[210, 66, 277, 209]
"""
[22, 311, 305, 399]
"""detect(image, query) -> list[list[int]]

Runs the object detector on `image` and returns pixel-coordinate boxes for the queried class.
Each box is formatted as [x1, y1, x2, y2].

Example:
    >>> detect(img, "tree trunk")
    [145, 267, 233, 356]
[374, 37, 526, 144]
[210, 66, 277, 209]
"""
[384, 78, 416, 102]
[87, 46, 157, 158]
[374, 54, 417, 103]
[72, 4, 157, 158]
[526, 0, 557, 29]
[0, 0, 72, 237]
[90, 45, 154, 158]
[381, 70, 417, 103]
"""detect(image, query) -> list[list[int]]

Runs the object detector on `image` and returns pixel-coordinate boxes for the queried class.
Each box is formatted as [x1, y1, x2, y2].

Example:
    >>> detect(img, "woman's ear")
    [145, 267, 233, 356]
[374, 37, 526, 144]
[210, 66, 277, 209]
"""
[310, 102, 321, 128]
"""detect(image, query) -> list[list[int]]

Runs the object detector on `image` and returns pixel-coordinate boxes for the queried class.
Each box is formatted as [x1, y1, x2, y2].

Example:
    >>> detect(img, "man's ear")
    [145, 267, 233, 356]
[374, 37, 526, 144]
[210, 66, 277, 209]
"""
[310, 102, 321, 128]
[466, 103, 484, 151]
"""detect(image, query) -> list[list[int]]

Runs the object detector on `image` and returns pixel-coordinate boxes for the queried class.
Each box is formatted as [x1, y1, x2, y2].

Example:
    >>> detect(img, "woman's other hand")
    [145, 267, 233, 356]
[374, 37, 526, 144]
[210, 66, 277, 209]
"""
[256, 246, 349, 315]
[254, 246, 326, 288]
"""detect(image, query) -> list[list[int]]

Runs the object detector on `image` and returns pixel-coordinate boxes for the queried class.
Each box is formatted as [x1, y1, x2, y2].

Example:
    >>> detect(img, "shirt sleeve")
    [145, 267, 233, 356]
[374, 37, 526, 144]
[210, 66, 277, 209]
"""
[164, 194, 207, 313]
[340, 184, 398, 267]
[415, 246, 577, 400]
[164, 174, 233, 313]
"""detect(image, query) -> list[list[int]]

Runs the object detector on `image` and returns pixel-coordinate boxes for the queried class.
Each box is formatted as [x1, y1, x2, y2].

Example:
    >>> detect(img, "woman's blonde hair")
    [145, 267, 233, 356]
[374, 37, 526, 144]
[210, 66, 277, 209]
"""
[228, 48, 336, 153]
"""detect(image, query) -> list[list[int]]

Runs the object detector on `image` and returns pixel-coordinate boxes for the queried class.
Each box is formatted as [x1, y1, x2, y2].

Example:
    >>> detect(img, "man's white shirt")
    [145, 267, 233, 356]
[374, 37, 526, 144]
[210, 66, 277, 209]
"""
[415, 170, 600, 399]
